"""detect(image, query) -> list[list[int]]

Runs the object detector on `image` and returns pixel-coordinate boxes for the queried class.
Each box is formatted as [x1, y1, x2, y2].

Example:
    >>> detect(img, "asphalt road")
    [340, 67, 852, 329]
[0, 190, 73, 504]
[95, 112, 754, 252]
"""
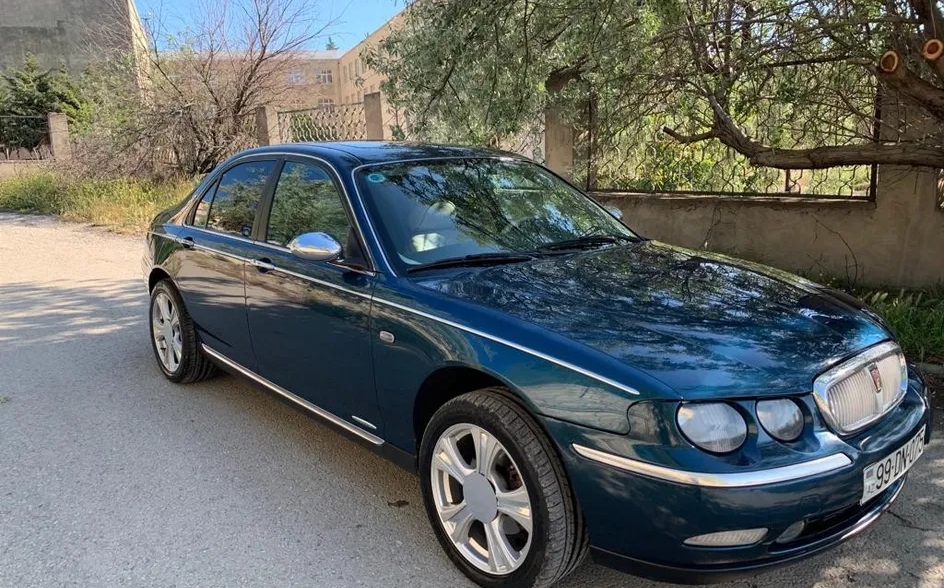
[1, 213, 942, 588]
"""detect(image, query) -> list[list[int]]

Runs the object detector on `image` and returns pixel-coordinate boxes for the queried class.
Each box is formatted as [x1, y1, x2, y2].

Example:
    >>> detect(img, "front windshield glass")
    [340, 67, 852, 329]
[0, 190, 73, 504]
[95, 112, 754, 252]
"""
[354, 158, 636, 271]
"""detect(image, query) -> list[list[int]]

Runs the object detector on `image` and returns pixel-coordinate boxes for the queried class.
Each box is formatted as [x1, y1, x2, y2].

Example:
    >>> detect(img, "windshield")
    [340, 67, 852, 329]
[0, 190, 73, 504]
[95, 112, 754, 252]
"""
[354, 158, 636, 272]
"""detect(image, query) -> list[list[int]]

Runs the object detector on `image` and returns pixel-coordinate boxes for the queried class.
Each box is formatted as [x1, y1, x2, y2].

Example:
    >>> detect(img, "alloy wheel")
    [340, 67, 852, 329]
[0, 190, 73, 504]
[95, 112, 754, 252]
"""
[430, 423, 534, 575]
[151, 291, 182, 373]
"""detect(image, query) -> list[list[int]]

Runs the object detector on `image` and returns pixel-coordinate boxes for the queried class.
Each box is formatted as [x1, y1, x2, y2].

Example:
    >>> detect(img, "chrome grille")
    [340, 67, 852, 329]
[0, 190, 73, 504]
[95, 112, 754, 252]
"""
[813, 342, 907, 435]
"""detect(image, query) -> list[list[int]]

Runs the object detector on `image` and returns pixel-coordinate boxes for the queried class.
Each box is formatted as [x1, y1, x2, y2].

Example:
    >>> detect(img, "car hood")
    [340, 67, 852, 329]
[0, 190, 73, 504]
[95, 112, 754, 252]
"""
[415, 241, 890, 398]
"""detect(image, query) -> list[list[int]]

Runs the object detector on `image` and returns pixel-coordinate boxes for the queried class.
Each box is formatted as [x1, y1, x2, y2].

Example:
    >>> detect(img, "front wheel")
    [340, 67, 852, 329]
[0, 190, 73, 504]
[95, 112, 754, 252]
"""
[149, 280, 217, 383]
[419, 389, 587, 588]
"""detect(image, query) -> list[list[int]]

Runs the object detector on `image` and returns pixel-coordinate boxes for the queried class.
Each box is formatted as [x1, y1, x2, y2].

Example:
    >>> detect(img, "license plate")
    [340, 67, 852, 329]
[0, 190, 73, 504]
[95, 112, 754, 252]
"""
[861, 426, 926, 504]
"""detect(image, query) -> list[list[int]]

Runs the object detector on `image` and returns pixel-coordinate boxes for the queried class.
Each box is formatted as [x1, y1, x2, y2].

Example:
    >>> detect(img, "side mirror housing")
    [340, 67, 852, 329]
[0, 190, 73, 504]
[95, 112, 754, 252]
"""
[604, 204, 624, 221]
[288, 232, 342, 262]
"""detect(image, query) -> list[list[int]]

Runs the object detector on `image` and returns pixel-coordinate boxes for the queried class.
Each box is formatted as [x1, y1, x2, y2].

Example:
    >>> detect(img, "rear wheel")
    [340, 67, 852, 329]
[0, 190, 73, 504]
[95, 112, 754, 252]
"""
[149, 280, 217, 383]
[419, 389, 587, 588]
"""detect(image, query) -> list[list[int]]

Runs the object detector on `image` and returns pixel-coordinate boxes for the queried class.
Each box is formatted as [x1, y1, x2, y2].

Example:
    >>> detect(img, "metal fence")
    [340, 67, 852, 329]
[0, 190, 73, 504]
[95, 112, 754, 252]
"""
[505, 119, 546, 164]
[582, 138, 874, 200]
[0, 115, 51, 160]
[278, 103, 366, 143]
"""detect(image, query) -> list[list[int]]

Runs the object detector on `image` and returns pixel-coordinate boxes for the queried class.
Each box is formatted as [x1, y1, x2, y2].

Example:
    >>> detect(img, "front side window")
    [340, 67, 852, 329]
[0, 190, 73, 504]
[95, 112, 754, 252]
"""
[266, 162, 351, 247]
[355, 159, 635, 271]
[205, 161, 275, 237]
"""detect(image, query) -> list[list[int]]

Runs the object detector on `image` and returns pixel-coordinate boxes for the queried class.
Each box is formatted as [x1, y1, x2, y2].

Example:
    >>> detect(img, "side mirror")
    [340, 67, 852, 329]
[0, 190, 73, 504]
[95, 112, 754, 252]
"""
[604, 204, 624, 221]
[288, 232, 342, 262]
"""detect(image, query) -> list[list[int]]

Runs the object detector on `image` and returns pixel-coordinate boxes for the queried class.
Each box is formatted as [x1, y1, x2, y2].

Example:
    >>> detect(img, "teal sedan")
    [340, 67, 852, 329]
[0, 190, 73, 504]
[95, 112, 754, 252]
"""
[143, 142, 933, 588]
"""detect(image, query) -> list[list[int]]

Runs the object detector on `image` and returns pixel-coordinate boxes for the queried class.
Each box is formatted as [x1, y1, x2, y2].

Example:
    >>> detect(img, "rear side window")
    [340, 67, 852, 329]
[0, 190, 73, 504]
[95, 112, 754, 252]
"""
[205, 161, 275, 237]
[191, 183, 216, 228]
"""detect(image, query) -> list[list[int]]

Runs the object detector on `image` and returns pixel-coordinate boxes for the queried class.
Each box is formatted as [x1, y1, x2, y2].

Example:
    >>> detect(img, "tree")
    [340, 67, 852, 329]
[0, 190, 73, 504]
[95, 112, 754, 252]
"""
[326, 37, 338, 50]
[368, 0, 944, 184]
[0, 55, 91, 153]
[91, 0, 335, 175]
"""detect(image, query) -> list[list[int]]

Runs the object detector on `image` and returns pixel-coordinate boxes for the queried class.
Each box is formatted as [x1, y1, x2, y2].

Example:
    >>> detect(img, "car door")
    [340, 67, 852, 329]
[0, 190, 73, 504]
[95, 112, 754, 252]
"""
[244, 158, 381, 433]
[174, 158, 278, 370]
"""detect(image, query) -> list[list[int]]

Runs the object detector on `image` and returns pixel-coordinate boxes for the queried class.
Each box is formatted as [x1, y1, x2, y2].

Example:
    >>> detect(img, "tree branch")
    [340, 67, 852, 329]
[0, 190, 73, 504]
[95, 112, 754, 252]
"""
[873, 49, 944, 119]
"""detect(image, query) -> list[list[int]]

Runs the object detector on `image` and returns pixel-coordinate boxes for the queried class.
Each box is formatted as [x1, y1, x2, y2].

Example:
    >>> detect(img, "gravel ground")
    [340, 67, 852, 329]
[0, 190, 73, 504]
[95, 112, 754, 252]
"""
[0, 213, 942, 588]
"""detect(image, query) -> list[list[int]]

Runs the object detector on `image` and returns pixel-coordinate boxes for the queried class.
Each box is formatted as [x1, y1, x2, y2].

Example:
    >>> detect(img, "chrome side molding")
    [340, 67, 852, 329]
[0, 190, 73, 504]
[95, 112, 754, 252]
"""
[572, 444, 853, 488]
[201, 344, 384, 446]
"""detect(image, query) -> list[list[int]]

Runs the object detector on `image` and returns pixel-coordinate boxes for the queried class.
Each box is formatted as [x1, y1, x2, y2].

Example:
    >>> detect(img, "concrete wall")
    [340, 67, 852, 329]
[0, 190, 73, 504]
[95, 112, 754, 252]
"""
[0, 161, 47, 180]
[0, 0, 138, 75]
[594, 165, 944, 288]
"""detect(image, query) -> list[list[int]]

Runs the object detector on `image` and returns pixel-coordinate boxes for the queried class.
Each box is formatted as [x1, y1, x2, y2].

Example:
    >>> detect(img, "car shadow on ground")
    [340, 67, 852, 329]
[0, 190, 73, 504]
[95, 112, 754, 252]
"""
[1, 278, 941, 587]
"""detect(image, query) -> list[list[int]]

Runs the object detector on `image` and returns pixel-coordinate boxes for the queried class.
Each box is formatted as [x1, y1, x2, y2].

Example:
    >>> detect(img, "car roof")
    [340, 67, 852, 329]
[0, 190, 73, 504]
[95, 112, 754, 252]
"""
[234, 141, 520, 168]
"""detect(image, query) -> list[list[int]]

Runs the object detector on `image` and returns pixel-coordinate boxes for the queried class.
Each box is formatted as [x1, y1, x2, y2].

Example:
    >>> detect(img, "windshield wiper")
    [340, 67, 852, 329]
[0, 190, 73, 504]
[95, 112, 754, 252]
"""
[406, 252, 536, 274]
[538, 234, 636, 252]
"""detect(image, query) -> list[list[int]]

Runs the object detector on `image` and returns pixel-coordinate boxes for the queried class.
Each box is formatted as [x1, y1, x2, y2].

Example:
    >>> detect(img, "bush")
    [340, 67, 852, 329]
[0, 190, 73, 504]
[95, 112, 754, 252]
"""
[858, 289, 944, 364]
[0, 171, 194, 233]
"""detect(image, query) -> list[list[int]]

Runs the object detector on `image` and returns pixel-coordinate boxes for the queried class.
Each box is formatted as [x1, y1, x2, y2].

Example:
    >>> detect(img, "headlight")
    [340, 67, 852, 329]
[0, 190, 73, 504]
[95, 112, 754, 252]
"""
[676, 403, 747, 453]
[756, 399, 804, 441]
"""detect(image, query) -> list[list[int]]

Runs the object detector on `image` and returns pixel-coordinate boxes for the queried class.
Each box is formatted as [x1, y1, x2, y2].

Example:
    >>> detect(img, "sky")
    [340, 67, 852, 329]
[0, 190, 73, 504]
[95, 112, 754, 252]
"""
[134, 0, 404, 51]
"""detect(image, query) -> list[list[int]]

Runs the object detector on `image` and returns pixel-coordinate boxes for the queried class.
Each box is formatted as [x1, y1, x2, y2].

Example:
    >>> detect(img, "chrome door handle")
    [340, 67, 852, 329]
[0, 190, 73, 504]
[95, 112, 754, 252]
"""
[180, 236, 194, 249]
[250, 258, 276, 272]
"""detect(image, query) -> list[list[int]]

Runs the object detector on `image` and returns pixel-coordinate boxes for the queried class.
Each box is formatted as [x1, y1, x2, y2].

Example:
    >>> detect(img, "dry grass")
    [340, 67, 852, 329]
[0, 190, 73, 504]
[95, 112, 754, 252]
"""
[0, 171, 194, 233]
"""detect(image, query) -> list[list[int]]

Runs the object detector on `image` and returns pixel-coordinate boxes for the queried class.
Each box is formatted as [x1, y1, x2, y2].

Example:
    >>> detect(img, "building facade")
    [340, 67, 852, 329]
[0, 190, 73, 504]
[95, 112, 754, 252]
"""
[0, 0, 144, 75]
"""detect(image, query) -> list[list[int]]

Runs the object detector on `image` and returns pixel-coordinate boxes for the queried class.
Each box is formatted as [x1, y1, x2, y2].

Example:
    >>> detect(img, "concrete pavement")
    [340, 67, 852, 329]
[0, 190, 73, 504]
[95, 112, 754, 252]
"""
[1, 213, 941, 588]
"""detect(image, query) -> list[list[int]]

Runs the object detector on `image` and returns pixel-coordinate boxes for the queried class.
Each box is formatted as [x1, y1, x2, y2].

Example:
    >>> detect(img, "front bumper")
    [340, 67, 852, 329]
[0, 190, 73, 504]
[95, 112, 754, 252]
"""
[545, 370, 933, 584]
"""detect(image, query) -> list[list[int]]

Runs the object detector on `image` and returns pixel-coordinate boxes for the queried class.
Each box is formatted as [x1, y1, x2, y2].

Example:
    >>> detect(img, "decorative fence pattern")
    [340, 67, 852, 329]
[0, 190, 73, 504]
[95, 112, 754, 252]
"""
[505, 119, 546, 164]
[277, 103, 367, 143]
[582, 137, 874, 199]
[0, 115, 52, 160]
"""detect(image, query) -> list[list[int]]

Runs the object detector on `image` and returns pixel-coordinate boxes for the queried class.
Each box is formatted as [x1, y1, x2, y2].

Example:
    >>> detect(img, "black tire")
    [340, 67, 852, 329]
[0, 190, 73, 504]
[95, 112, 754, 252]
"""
[149, 280, 217, 384]
[419, 388, 588, 588]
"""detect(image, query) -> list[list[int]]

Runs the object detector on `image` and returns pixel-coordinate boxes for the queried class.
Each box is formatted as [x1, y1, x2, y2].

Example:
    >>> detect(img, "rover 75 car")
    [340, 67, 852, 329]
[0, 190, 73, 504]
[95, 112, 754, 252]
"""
[143, 142, 933, 588]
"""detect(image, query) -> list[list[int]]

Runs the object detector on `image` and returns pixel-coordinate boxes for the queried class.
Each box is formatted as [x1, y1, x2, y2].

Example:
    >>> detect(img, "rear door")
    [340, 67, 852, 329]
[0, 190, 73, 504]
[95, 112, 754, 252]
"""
[174, 158, 277, 369]
[244, 158, 381, 432]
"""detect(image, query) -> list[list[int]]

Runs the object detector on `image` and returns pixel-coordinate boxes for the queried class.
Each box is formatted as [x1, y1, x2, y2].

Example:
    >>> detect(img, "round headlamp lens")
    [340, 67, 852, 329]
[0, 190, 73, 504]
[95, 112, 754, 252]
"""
[756, 398, 804, 441]
[676, 402, 747, 453]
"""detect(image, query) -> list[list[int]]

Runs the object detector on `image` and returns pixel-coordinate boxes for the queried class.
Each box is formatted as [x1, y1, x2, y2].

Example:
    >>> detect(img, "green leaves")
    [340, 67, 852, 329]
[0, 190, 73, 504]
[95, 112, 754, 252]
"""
[372, 0, 939, 185]
[0, 55, 92, 151]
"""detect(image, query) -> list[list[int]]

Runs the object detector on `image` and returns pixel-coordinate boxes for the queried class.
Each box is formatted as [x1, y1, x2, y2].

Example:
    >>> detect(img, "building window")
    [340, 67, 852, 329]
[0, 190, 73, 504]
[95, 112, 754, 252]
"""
[318, 98, 335, 107]
[347, 63, 354, 80]
[288, 71, 305, 85]
[355, 60, 361, 76]
[317, 69, 333, 84]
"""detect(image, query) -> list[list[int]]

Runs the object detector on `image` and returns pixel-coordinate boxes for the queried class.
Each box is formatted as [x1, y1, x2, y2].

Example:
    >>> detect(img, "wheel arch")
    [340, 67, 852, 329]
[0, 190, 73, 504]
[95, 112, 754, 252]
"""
[411, 363, 552, 454]
[148, 266, 175, 293]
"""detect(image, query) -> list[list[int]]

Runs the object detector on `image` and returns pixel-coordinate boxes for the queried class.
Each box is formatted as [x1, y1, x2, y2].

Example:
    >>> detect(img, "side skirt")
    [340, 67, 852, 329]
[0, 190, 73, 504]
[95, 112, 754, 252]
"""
[200, 344, 385, 448]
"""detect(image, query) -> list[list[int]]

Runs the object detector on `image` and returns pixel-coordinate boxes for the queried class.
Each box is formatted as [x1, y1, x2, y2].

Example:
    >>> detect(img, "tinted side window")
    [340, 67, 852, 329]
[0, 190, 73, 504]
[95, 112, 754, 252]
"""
[266, 162, 351, 246]
[191, 182, 217, 227]
[206, 161, 275, 237]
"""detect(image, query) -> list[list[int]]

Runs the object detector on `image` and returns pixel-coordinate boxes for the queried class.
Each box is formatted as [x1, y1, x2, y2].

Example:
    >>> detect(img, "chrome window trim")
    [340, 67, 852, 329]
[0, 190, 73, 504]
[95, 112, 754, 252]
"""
[201, 344, 384, 446]
[182, 226, 378, 277]
[812, 340, 907, 435]
[572, 444, 853, 488]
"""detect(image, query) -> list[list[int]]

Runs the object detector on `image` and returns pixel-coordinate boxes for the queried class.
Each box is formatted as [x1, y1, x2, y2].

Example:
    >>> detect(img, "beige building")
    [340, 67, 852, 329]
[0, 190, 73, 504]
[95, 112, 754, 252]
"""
[272, 12, 406, 135]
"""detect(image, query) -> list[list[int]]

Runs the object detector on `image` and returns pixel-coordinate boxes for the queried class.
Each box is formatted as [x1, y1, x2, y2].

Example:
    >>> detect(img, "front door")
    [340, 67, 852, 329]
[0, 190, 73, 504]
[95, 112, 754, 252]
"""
[175, 158, 277, 369]
[244, 159, 380, 432]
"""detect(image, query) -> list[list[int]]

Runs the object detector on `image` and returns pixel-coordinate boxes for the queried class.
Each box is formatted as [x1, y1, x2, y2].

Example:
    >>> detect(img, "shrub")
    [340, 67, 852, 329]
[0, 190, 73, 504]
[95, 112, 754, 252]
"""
[0, 171, 194, 233]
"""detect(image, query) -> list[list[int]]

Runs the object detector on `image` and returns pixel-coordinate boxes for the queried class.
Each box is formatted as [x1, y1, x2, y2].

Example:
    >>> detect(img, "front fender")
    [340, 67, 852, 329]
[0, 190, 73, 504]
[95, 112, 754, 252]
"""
[369, 288, 670, 453]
